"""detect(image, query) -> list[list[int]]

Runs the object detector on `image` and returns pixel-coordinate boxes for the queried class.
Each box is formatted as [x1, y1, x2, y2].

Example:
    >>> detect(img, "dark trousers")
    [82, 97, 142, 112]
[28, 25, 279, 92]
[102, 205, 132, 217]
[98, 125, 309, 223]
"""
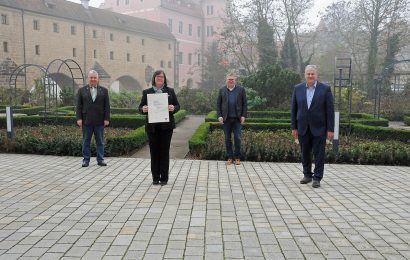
[147, 129, 173, 182]
[82, 125, 104, 162]
[298, 127, 326, 180]
[223, 117, 242, 159]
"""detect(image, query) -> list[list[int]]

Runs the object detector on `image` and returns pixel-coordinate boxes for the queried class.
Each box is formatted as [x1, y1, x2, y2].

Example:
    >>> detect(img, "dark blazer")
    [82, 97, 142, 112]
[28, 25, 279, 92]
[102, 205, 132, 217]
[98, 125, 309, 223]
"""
[217, 85, 247, 120]
[291, 81, 334, 136]
[76, 85, 110, 126]
[138, 86, 180, 133]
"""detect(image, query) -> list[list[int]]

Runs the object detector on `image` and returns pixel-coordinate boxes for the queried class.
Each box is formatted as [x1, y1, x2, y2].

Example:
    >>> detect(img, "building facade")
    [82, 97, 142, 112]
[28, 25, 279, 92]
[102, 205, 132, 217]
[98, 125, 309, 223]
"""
[101, 0, 227, 88]
[0, 0, 176, 95]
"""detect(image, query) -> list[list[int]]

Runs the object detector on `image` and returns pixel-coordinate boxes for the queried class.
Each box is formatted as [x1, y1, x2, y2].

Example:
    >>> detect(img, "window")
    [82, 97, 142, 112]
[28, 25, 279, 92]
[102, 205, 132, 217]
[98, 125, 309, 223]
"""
[178, 21, 183, 34]
[3, 42, 8, 52]
[116, 0, 119, 6]
[126, 35, 130, 43]
[110, 51, 114, 60]
[141, 39, 145, 45]
[71, 25, 76, 35]
[188, 53, 192, 65]
[125, 0, 129, 4]
[168, 43, 171, 50]
[35, 45, 40, 55]
[73, 48, 77, 57]
[160, 60, 164, 68]
[189, 24, 192, 36]
[207, 26, 214, 37]
[178, 52, 183, 64]
[141, 55, 145, 63]
[93, 30, 97, 38]
[168, 61, 172, 68]
[93, 49, 97, 58]
[207, 5, 213, 15]
[33, 20, 39, 30]
[168, 18, 172, 32]
[1, 14, 7, 25]
[110, 33, 114, 41]
[197, 54, 200, 65]
[127, 53, 130, 62]
[53, 23, 59, 33]
[197, 26, 201, 37]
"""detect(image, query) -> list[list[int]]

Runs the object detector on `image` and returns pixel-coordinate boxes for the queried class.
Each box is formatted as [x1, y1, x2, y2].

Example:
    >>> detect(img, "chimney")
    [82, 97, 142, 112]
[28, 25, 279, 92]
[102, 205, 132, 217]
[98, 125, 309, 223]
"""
[81, 0, 90, 9]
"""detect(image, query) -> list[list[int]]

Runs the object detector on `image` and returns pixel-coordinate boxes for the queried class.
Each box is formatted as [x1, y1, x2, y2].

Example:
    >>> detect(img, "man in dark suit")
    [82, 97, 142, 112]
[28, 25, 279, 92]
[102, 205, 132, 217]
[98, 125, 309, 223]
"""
[291, 65, 334, 188]
[217, 72, 247, 165]
[76, 70, 110, 167]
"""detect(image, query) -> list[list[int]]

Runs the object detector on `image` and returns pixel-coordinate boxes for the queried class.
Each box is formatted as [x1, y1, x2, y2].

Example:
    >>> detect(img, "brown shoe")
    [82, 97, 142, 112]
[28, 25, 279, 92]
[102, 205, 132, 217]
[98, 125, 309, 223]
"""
[226, 159, 233, 165]
[234, 159, 241, 165]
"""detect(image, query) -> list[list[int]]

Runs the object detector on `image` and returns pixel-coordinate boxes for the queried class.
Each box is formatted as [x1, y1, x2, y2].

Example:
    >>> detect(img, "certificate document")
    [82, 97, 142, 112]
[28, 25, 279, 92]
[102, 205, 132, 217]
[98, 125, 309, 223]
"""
[147, 93, 169, 123]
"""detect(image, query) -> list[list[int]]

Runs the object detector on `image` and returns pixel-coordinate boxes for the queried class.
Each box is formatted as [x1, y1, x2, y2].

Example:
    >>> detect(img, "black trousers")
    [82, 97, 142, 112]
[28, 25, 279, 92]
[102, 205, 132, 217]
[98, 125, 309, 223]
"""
[147, 129, 173, 182]
[299, 127, 326, 180]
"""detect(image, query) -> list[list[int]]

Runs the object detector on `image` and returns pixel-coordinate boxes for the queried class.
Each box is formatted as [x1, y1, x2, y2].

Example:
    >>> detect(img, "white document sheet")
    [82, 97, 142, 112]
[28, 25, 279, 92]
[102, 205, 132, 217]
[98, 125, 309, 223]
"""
[147, 93, 169, 123]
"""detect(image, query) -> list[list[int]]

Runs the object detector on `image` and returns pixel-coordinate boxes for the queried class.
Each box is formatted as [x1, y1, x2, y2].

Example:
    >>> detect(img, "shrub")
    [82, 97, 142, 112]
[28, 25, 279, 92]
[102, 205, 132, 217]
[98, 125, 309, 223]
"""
[188, 129, 410, 165]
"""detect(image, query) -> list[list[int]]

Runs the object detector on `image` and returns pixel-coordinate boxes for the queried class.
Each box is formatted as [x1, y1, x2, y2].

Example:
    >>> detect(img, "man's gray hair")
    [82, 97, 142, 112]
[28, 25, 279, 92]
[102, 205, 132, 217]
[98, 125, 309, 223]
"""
[305, 65, 318, 72]
[88, 70, 99, 78]
[226, 71, 236, 78]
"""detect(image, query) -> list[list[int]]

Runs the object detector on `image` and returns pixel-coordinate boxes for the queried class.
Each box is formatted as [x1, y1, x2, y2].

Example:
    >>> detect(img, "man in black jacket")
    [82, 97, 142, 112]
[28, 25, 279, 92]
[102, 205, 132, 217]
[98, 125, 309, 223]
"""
[76, 70, 110, 167]
[217, 72, 247, 165]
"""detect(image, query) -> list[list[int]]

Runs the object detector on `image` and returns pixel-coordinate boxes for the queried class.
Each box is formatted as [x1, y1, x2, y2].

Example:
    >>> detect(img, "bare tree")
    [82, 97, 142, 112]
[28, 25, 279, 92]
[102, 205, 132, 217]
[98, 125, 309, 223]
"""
[279, 0, 314, 75]
[219, 1, 258, 74]
[356, 0, 409, 94]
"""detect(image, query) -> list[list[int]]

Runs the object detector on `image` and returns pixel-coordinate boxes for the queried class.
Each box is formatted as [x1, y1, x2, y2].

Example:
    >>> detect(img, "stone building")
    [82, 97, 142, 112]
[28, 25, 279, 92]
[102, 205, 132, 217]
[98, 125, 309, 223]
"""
[101, 0, 227, 88]
[0, 0, 176, 96]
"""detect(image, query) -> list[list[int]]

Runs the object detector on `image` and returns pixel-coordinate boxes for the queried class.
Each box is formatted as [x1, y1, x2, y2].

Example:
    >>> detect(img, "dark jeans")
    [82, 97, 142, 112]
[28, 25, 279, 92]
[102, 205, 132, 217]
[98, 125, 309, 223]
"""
[223, 117, 242, 159]
[147, 129, 173, 182]
[82, 125, 105, 162]
[298, 127, 326, 180]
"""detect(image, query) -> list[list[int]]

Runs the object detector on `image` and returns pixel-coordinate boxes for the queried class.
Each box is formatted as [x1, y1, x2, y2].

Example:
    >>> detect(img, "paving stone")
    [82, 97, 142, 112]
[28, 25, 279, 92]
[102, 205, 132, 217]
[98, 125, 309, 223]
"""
[0, 155, 408, 260]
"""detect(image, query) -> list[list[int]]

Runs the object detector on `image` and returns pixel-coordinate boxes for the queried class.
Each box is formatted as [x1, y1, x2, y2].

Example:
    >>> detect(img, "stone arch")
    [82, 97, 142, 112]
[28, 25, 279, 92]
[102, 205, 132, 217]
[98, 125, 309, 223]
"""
[48, 73, 81, 90]
[110, 75, 143, 92]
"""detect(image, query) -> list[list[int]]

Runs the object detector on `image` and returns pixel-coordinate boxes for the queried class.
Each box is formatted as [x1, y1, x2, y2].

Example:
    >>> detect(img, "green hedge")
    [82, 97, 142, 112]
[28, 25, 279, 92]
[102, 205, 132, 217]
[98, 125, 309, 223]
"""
[206, 111, 384, 125]
[190, 129, 410, 165]
[405, 116, 410, 126]
[189, 120, 410, 164]
[0, 106, 45, 115]
[0, 110, 187, 156]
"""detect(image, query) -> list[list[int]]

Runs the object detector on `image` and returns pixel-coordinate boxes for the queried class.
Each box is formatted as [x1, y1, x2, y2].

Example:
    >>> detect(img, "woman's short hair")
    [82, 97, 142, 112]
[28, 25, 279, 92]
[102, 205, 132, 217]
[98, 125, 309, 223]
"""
[151, 70, 168, 87]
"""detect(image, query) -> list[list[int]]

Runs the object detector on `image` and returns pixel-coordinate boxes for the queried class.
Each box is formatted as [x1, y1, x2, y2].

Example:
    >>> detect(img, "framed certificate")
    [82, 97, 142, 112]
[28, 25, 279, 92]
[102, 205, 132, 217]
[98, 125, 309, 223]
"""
[147, 93, 169, 123]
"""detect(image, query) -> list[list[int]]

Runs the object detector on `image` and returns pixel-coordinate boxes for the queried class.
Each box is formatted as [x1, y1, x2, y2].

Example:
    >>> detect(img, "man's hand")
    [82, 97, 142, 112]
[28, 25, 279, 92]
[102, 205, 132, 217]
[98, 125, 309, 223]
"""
[142, 105, 148, 113]
[218, 117, 224, 124]
[240, 116, 245, 124]
[327, 131, 334, 141]
[104, 120, 109, 127]
[77, 120, 82, 127]
[292, 129, 298, 140]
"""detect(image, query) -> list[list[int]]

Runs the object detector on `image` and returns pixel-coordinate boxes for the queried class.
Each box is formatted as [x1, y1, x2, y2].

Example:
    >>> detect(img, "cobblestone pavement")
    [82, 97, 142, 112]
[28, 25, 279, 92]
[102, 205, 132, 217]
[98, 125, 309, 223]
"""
[0, 154, 409, 260]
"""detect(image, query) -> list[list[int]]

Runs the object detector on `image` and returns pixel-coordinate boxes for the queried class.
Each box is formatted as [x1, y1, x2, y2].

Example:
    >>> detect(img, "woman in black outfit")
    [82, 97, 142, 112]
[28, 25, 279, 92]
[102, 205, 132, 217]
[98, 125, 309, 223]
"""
[138, 70, 180, 186]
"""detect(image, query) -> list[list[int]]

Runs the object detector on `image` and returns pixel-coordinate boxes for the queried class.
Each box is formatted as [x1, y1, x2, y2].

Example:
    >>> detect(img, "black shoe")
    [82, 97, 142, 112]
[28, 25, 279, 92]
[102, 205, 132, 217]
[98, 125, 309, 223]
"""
[82, 161, 89, 167]
[153, 181, 160, 185]
[97, 161, 107, 166]
[160, 181, 168, 186]
[300, 176, 312, 184]
[312, 179, 321, 188]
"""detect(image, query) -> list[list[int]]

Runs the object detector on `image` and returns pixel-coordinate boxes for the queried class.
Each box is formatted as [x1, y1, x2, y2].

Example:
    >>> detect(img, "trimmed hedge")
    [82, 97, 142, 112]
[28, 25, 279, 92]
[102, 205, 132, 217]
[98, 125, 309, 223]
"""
[405, 116, 410, 126]
[205, 111, 387, 126]
[192, 129, 410, 165]
[0, 110, 187, 156]
[189, 117, 410, 164]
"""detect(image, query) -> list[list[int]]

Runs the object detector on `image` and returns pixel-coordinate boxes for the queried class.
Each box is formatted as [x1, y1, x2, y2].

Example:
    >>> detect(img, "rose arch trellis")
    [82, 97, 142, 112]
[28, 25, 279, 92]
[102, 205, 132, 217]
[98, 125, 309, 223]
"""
[374, 59, 410, 118]
[9, 59, 84, 120]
